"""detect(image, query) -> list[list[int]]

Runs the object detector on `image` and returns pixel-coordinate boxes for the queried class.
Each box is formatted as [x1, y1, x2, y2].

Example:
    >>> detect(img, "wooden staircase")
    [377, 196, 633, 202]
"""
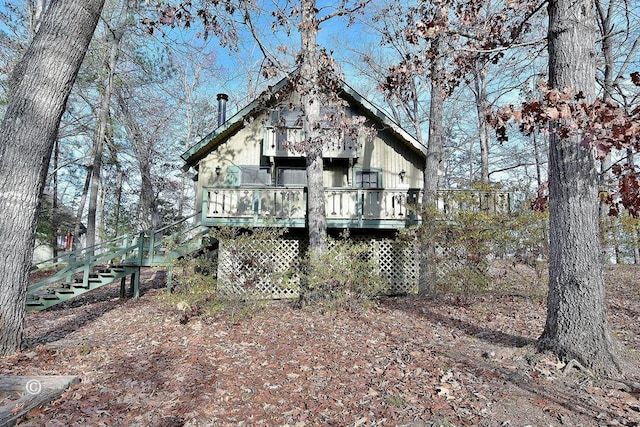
[27, 216, 212, 311]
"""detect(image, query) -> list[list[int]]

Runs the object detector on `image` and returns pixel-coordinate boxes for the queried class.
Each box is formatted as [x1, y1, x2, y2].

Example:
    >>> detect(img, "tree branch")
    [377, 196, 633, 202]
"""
[317, 0, 370, 24]
[457, 37, 546, 54]
[488, 162, 540, 177]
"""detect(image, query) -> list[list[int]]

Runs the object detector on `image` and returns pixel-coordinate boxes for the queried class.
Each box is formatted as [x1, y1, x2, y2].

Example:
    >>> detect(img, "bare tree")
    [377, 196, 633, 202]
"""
[595, 0, 640, 262]
[537, 0, 624, 376]
[0, 0, 105, 355]
[155, 0, 371, 257]
[86, 0, 130, 251]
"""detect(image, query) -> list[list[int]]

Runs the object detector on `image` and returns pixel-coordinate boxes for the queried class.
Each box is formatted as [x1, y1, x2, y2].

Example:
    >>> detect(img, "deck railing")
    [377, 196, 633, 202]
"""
[203, 187, 512, 228]
[205, 187, 421, 223]
[434, 189, 513, 215]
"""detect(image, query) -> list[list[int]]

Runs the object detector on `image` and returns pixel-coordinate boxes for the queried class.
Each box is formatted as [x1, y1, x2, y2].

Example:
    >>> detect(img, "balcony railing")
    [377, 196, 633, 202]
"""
[202, 187, 513, 229]
[262, 128, 358, 159]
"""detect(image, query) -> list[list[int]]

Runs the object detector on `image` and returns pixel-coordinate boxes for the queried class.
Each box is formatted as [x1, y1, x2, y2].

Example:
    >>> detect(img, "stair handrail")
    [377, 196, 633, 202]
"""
[28, 238, 143, 294]
[129, 213, 204, 266]
[31, 213, 202, 271]
[28, 213, 205, 296]
[151, 212, 200, 236]
[31, 231, 140, 272]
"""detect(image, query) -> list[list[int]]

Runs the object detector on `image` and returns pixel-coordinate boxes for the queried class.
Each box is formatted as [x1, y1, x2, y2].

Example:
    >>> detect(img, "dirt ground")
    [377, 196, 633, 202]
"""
[1, 264, 639, 426]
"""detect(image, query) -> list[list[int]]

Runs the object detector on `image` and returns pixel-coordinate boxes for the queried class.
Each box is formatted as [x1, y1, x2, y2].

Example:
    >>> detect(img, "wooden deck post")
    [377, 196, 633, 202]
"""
[129, 269, 140, 299]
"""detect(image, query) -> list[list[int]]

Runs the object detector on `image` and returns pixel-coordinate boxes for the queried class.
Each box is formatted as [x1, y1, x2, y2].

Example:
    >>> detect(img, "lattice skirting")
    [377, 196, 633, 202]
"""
[216, 236, 420, 298]
[351, 236, 420, 295]
[217, 238, 301, 299]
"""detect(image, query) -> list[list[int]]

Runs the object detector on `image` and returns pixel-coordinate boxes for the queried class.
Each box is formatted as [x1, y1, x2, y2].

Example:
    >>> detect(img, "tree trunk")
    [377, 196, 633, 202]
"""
[73, 165, 92, 249]
[596, 0, 615, 219]
[422, 52, 444, 207]
[473, 64, 491, 185]
[86, 4, 127, 251]
[300, 0, 327, 257]
[179, 68, 198, 220]
[418, 20, 445, 297]
[630, 148, 640, 264]
[538, 0, 623, 376]
[51, 139, 59, 259]
[532, 130, 543, 187]
[0, 0, 105, 356]
[27, 0, 48, 40]
[116, 87, 161, 231]
[113, 170, 124, 237]
[633, 223, 640, 265]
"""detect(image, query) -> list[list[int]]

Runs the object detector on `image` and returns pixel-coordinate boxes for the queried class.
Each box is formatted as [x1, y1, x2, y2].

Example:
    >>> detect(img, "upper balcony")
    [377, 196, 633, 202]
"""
[200, 187, 513, 230]
[262, 127, 359, 159]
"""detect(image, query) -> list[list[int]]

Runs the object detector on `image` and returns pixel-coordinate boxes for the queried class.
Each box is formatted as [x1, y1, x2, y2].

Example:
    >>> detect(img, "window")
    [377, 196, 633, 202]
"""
[239, 166, 271, 186]
[356, 170, 380, 188]
[277, 168, 307, 186]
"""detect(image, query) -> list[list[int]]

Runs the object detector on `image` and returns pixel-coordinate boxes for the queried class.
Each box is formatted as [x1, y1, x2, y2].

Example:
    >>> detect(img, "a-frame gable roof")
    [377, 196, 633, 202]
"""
[339, 81, 427, 158]
[181, 74, 427, 169]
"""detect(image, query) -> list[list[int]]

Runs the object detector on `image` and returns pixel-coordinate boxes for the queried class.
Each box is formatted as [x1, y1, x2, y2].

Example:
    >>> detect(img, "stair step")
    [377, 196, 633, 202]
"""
[26, 301, 44, 307]
[25, 219, 165, 311]
[51, 288, 76, 295]
[74, 277, 101, 284]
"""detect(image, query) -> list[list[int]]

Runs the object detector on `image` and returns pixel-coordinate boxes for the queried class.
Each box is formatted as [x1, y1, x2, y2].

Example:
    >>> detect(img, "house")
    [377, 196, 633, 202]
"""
[182, 75, 427, 233]
[180, 73, 510, 296]
[33, 191, 86, 265]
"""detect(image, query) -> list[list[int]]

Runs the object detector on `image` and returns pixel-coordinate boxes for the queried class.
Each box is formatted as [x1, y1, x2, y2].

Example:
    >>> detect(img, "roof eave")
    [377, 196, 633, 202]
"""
[181, 74, 427, 169]
[340, 83, 427, 159]
[181, 102, 259, 170]
[181, 75, 294, 169]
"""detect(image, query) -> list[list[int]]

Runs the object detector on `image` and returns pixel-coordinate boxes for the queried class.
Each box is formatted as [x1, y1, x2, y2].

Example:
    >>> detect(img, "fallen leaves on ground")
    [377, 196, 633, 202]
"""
[1, 265, 638, 426]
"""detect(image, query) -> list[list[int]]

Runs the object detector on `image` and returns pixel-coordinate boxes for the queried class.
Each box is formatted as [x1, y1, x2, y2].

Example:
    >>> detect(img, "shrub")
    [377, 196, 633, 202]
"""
[297, 233, 390, 311]
[158, 227, 290, 323]
[408, 191, 549, 296]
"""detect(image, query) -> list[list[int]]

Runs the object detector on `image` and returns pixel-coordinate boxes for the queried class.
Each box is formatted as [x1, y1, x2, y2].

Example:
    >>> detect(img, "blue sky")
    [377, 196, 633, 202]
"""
[138, 1, 392, 120]
[10, 0, 639, 192]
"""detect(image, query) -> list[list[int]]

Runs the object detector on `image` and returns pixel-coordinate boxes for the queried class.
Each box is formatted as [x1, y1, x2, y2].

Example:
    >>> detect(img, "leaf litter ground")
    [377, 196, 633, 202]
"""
[1, 264, 639, 426]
